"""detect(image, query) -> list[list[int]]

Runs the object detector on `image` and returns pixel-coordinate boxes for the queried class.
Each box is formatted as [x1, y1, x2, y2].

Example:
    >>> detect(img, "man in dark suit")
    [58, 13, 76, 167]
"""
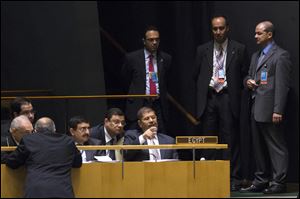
[122, 25, 172, 132]
[1, 97, 35, 137]
[5, 117, 82, 198]
[68, 116, 103, 162]
[123, 107, 178, 161]
[194, 15, 249, 191]
[1, 115, 33, 163]
[90, 108, 126, 160]
[240, 21, 291, 194]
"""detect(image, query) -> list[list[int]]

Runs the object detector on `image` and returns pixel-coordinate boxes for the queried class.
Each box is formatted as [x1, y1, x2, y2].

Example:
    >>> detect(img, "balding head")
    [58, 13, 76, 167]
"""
[10, 115, 33, 143]
[255, 21, 275, 46]
[34, 117, 56, 133]
[257, 21, 275, 36]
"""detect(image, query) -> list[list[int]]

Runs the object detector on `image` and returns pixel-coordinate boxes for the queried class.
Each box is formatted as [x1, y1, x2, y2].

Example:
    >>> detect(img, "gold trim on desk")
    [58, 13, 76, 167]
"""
[1, 144, 228, 151]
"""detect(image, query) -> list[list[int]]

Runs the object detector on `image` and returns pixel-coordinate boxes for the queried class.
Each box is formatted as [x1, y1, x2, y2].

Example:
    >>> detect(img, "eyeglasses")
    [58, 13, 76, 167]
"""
[76, 127, 90, 133]
[110, 120, 126, 126]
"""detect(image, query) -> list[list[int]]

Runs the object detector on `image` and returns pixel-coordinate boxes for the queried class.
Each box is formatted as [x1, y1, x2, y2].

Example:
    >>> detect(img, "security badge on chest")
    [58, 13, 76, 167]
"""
[218, 69, 225, 83]
[260, 64, 268, 85]
[149, 72, 158, 83]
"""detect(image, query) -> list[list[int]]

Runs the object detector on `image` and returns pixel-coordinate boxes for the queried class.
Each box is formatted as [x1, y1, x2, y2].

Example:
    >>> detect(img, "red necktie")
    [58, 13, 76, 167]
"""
[149, 55, 157, 95]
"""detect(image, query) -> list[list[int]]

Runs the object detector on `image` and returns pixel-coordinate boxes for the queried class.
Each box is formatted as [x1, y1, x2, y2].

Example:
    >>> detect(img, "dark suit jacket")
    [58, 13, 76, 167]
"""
[1, 134, 18, 163]
[195, 40, 249, 119]
[244, 42, 291, 122]
[5, 130, 82, 198]
[123, 129, 178, 161]
[90, 124, 125, 159]
[83, 137, 104, 161]
[122, 49, 172, 121]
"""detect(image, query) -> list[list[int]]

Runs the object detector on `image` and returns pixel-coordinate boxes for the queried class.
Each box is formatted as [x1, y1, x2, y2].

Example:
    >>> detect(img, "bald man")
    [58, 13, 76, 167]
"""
[241, 21, 291, 194]
[5, 117, 82, 198]
[1, 115, 33, 163]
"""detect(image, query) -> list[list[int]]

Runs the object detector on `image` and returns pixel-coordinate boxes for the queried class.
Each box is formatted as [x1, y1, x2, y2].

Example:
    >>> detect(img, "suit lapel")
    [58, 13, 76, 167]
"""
[256, 44, 277, 72]
[225, 41, 235, 71]
[139, 50, 146, 87]
[205, 43, 214, 74]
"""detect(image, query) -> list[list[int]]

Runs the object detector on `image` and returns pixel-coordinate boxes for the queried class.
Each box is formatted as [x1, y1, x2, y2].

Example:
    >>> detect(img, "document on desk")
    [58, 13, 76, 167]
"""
[94, 156, 119, 163]
[143, 159, 179, 162]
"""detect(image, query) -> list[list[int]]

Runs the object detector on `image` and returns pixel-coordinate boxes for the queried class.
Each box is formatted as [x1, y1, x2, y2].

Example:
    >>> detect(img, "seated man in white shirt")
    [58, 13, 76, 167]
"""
[123, 107, 178, 161]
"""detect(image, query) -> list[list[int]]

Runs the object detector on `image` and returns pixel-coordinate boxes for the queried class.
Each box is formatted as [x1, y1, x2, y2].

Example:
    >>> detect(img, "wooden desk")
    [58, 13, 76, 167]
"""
[1, 144, 229, 198]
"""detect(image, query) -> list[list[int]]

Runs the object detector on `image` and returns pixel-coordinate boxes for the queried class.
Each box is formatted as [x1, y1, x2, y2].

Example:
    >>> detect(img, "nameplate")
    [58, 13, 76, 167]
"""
[176, 136, 218, 144]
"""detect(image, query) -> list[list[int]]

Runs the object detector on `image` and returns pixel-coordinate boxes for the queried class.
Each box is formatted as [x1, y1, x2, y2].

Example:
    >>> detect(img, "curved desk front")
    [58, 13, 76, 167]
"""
[1, 144, 229, 198]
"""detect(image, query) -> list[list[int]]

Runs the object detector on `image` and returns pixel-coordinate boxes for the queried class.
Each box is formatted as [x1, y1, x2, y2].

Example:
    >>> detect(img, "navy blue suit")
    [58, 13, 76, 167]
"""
[123, 129, 178, 161]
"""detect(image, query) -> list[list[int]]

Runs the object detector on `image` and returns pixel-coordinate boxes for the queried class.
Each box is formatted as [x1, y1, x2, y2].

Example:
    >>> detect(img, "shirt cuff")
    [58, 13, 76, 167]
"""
[139, 135, 146, 145]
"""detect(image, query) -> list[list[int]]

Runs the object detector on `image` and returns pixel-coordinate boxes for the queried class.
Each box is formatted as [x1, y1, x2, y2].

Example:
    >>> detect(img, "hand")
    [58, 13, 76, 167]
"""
[272, 113, 283, 123]
[142, 126, 157, 139]
[246, 79, 258, 90]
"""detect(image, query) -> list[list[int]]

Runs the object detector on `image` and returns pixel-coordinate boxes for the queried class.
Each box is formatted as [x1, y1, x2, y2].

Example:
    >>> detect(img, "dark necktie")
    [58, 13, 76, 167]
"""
[148, 54, 157, 95]
[109, 138, 116, 160]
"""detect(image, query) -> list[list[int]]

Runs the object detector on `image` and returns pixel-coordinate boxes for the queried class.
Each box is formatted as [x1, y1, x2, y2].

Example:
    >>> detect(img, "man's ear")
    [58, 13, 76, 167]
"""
[69, 128, 75, 136]
[137, 120, 142, 128]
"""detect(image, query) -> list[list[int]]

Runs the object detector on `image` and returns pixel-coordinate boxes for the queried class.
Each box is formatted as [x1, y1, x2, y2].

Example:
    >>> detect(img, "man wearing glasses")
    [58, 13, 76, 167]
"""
[90, 108, 126, 161]
[122, 25, 172, 133]
[68, 116, 103, 162]
[1, 97, 35, 137]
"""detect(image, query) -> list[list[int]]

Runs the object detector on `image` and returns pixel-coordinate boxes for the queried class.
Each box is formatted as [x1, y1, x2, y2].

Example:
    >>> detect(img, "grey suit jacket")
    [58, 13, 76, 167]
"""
[244, 42, 291, 122]
[123, 129, 178, 161]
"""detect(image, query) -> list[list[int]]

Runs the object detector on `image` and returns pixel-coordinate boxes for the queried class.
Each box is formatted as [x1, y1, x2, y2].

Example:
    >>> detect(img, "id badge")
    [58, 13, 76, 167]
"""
[150, 72, 158, 83]
[218, 69, 225, 83]
[260, 70, 268, 85]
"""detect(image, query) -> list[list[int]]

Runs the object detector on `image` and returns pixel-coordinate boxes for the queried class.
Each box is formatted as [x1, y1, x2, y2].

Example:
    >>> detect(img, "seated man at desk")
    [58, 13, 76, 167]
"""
[90, 108, 126, 161]
[69, 116, 103, 162]
[123, 107, 178, 161]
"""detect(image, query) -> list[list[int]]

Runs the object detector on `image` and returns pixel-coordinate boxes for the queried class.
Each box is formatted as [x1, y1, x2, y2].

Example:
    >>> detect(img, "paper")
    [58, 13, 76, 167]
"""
[94, 156, 119, 162]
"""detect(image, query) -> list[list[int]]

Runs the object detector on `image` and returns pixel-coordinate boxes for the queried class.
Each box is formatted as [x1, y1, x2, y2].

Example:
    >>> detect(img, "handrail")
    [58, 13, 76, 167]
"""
[1, 94, 158, 100]
[1, 144, 227, 151]
[1, 89, 52, 94]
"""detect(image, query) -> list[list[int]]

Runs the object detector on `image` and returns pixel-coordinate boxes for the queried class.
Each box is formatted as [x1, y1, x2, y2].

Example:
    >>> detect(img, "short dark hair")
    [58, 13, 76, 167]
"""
[105, 108, 124, 120]
[10, 97, 32, 118]
[143, 25, 159, 39]
[68, 116, 89, 130]
[211, 14, 229, 26]
[137, 107, 155, 120]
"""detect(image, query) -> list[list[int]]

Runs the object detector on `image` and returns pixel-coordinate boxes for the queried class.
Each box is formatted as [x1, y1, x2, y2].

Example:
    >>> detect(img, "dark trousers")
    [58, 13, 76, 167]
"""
[250, 104, 288, 187]
[200, 87, 242, 183]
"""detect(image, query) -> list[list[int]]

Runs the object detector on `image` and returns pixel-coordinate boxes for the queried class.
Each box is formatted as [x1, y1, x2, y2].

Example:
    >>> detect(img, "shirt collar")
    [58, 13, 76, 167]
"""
[214, 38, 228, 52]
[144, 48, 157, 59]
[262, 41, 274, 55]
[104, 126, 114, 143]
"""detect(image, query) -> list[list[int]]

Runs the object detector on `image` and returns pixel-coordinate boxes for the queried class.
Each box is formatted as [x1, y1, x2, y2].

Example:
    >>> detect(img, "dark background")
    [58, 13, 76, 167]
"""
[1, 1, 298, 182]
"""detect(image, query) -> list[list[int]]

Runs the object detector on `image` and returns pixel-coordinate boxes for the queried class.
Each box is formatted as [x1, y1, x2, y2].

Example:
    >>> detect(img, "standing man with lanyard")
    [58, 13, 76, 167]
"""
[241, 21, 291, 194]
[122, 25, 172, 133]
[194, 15, 249, 191]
